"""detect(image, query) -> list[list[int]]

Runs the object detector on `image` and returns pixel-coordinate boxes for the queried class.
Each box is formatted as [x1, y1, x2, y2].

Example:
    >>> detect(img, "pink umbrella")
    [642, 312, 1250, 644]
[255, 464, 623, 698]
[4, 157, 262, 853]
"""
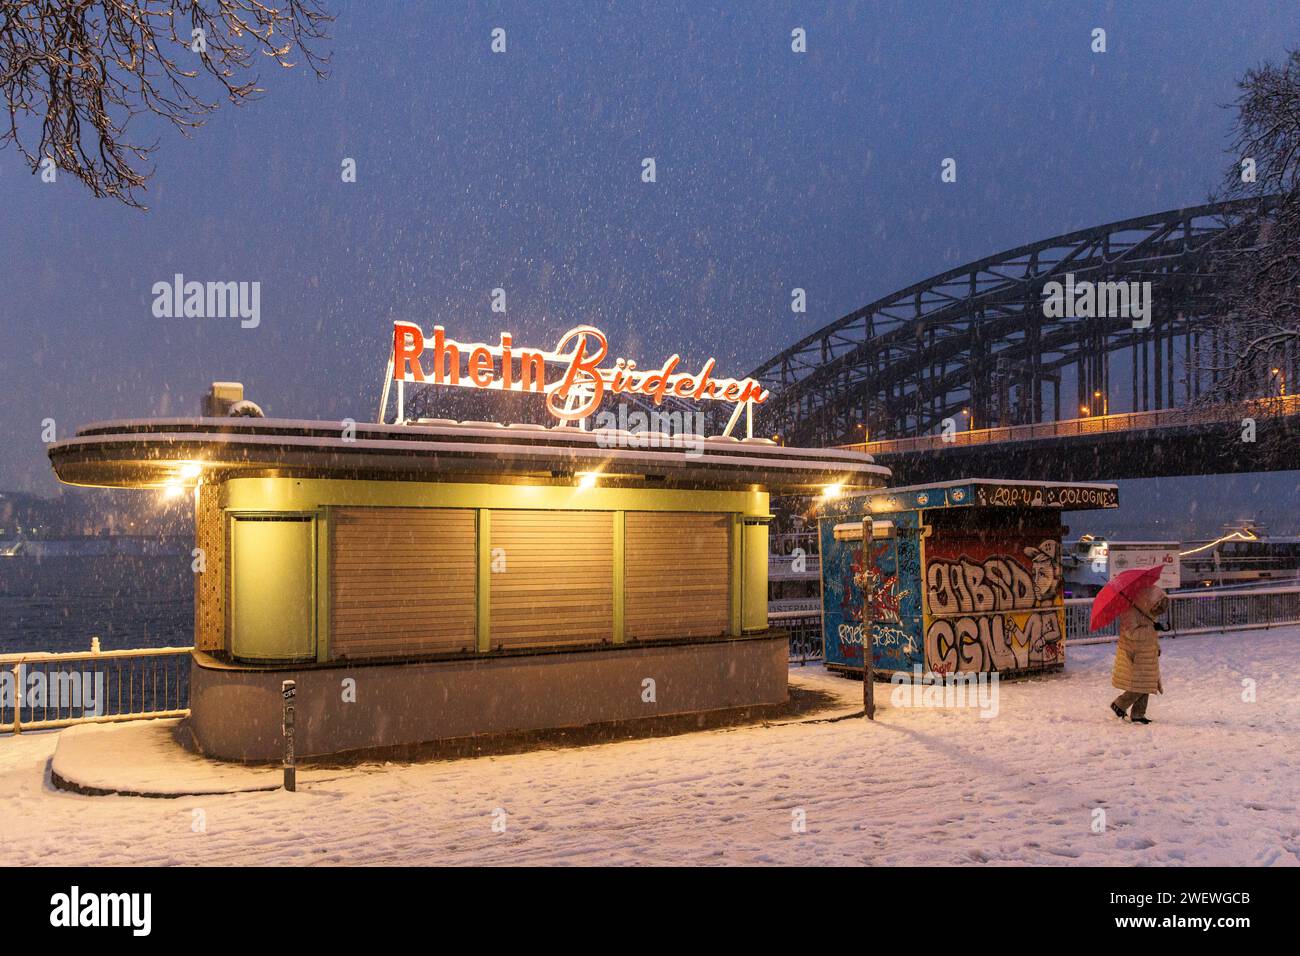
[1089, 564, 1164, 631]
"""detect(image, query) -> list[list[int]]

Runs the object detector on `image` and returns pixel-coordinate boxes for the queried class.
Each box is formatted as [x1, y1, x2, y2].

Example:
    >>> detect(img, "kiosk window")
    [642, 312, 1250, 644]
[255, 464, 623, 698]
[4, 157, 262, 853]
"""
[489, 510, 615, 648]
[331, 507, 477, 659]
[625, 512, 731, 640]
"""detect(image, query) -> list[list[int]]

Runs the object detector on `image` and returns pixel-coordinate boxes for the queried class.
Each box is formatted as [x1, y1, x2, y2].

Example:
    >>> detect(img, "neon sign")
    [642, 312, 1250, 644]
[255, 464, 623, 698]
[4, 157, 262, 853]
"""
[388, 322, 770, 423]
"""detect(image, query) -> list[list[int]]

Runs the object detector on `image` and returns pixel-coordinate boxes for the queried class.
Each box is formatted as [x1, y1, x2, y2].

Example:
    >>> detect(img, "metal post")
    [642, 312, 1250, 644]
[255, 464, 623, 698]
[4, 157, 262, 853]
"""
[378, 356, 395, 424]
[11, 663, 21, 735]
[281, 679, 296, 792]
[861, 517, 876, 720]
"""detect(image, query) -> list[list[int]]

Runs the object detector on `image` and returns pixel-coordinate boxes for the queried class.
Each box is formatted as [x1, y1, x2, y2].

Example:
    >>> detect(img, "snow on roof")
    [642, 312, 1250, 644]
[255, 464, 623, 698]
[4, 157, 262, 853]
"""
[49, 417, 893, 493]
[841, 477, 1119, 498]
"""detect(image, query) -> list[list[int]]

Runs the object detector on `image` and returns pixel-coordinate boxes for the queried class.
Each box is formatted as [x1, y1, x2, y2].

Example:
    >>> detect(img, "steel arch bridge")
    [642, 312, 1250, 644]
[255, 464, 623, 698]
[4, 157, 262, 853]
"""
[751, 197, 1277, 449]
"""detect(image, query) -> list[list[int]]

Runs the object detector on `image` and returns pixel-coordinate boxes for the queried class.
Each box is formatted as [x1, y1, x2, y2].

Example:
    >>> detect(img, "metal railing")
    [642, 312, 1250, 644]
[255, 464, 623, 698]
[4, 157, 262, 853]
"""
[788, 585, 1300, 661]
[841, 394, 1300, 457]
[773, 609, 828, 664]
[1065, 585, 1300, 644]
[0, 642, 192, 734]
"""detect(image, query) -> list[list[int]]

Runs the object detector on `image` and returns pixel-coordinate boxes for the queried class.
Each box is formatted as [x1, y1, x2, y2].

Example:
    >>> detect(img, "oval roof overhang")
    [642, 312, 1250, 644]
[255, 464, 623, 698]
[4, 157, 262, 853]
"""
[48, 417, 891, 494]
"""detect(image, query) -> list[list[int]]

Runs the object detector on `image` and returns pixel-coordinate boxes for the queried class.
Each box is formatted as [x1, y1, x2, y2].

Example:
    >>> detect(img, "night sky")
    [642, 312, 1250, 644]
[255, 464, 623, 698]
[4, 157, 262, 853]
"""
[3, 1, 1298, 536]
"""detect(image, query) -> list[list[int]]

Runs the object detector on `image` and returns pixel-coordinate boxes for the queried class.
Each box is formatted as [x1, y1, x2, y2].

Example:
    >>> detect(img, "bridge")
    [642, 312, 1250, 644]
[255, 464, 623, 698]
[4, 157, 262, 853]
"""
[841, 394, 1300, 483]
[750, 197, 1293, 458]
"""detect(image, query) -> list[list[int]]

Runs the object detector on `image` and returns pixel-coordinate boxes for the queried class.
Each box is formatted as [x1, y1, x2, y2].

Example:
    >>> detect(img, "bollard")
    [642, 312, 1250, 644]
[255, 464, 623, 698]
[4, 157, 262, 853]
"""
[281, 679, 296, 792]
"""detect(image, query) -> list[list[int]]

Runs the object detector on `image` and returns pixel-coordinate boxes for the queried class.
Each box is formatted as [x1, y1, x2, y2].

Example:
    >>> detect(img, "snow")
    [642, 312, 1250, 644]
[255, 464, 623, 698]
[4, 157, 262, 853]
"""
[1, 627, 1297, 866]
[50, 720, 283, 796]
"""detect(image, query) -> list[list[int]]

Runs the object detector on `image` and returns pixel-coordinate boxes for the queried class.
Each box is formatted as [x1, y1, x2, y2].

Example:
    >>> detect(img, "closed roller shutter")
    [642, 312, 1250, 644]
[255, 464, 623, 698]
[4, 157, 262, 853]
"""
[331, 507, 477, 659]
[625, 512, 731, 640]
[490, 510, 614, 648]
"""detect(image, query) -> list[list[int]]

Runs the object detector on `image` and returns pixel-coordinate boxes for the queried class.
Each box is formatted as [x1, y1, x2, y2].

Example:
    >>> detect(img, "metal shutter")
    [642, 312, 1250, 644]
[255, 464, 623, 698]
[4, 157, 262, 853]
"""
[331, 507, 477, 659]
[625, 512, 731, 640]
[489, 510, 614, 648]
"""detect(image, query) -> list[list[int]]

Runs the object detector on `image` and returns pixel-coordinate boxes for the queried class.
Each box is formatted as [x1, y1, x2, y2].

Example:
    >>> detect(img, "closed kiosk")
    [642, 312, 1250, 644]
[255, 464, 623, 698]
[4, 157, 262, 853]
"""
[817, 479, 1118, 679]
[48, 322, 892, 759]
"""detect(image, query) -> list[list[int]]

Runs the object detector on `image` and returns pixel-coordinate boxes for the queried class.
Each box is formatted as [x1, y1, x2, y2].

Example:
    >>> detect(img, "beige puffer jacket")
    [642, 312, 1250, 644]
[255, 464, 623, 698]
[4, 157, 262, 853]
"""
[1111, 584, 1169, 695]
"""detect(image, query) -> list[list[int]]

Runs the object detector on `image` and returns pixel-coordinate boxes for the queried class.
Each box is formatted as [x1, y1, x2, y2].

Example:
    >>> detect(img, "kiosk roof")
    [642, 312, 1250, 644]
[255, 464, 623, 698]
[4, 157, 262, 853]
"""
[820, 478, 1119, 516]
[49, 417, 891, 495]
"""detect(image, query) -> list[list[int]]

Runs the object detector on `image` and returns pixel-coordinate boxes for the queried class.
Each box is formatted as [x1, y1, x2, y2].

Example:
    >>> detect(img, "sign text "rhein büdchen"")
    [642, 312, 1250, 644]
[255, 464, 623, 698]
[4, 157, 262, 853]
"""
[392, 322, 770, 422]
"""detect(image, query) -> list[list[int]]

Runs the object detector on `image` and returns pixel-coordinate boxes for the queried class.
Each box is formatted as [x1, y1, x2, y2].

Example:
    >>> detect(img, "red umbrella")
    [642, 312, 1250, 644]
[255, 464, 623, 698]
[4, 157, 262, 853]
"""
[1089, 564, 1164, 631]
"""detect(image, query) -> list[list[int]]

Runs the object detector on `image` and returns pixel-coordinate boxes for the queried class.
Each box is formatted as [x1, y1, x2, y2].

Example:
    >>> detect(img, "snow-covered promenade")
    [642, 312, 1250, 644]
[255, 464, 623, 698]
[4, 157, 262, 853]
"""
[2, 627, 1297, 866]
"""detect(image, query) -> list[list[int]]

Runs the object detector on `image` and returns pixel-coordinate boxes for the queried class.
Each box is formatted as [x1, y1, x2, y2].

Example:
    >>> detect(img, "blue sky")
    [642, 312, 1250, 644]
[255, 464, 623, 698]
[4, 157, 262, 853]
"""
[2, 0, 1298, 534]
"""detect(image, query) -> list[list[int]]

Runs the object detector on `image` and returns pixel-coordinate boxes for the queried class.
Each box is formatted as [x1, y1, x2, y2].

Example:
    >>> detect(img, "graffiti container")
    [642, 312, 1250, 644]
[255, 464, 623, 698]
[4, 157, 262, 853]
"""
[817, 479, 1118, 679]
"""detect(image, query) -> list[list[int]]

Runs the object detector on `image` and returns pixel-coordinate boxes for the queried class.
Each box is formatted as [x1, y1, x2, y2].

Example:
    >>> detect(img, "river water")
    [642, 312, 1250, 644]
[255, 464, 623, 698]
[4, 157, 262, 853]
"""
[0, 555, 191, 655]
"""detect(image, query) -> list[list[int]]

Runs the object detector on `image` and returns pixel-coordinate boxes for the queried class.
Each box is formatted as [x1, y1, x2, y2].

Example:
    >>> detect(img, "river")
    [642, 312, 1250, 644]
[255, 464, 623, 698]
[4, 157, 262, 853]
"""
[0, 554, 191, 655]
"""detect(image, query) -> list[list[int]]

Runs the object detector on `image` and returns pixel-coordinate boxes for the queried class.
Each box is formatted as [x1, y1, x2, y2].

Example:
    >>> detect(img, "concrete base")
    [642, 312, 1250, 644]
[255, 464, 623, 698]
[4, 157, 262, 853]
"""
[189, 634, 789, 761]
[50, 719, 284, 797]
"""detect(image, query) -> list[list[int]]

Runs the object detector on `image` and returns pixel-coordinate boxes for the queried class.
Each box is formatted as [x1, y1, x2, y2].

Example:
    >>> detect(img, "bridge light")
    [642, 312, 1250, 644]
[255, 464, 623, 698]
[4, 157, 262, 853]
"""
[1080, 405, 1090, 416]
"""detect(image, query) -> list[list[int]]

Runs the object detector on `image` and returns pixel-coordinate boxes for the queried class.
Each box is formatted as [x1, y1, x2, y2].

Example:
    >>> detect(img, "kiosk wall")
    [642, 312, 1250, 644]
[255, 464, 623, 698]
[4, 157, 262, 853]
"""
[817, 480, 1119, 679]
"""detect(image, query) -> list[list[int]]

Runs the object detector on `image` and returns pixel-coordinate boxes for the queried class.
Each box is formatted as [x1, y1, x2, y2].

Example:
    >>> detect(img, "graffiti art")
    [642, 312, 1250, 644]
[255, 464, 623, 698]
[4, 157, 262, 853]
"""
[923, 534, 1066, 675]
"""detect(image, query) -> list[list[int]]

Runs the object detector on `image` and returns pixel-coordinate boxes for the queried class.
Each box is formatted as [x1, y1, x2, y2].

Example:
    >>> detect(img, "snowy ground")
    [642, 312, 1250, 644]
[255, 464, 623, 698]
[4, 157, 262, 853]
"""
[2, 627, 1297, 866]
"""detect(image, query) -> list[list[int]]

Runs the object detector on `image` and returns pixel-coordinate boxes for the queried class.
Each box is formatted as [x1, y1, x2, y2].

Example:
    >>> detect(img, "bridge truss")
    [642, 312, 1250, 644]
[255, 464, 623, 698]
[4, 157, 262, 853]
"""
[751, 198, 1279, 448]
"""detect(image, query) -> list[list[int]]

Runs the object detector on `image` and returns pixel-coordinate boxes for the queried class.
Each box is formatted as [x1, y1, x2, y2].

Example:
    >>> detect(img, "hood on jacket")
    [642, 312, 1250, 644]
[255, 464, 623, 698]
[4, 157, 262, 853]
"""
[1133, 583, 1169, 618]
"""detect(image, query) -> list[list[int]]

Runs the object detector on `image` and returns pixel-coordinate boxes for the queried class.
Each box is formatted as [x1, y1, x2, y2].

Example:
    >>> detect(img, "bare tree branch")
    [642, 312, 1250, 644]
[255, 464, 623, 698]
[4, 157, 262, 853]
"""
[1197, 49, 1300, 406]
[0, 0, 332, 209]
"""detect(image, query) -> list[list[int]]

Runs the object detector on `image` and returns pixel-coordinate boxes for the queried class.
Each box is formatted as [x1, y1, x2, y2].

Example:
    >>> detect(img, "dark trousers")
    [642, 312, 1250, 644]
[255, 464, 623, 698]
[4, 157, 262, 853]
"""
[1112, 691, 1149, 719]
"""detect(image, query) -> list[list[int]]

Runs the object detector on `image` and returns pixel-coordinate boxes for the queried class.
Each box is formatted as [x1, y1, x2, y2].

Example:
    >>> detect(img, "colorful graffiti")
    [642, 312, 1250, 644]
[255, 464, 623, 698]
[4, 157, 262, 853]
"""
[843, 541, 911, 625]
[924, 536, 1065, 675]
[820, 519, 925, 673]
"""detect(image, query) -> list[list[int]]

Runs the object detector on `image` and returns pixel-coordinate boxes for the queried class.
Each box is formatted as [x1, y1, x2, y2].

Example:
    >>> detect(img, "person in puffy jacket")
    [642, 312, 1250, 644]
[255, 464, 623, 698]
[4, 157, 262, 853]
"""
[1109, 583, 1169, 724]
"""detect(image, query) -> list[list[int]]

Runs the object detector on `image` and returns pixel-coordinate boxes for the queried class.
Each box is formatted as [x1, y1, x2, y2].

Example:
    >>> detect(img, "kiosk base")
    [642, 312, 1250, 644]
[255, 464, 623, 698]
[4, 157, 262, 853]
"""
[188, 633, 789, 761]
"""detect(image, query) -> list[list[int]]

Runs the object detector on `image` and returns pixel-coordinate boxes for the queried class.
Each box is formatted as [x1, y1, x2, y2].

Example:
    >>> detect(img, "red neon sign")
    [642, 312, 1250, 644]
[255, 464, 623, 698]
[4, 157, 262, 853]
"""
[392, 322, 770, 422]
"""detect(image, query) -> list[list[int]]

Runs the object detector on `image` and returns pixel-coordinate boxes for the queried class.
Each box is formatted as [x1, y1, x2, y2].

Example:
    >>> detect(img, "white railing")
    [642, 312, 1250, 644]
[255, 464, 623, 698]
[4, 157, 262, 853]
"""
[1064, 585, 1300, 644]
[787, 585, 1300, 660]
[0, 642, 192, 734]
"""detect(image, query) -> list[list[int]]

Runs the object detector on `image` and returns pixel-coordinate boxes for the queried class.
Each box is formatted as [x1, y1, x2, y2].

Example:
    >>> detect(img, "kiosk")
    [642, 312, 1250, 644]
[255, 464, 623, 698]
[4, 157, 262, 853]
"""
[817, 479, 1118, 679]
[48, 323, 890, 759]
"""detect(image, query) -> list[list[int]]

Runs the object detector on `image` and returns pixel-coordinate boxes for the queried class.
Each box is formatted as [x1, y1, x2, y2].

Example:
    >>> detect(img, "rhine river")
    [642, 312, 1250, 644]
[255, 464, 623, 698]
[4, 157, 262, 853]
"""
[0, 554, 191, 655]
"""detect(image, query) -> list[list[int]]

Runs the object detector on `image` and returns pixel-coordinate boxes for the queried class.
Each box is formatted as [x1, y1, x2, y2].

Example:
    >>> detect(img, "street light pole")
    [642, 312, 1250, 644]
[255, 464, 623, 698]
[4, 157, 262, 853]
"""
[861, 516, 876, 720]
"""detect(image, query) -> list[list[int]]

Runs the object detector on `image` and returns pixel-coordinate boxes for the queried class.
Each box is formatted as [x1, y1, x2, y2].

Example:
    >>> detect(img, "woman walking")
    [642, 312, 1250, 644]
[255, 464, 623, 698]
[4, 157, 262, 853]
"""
[1109, 582, 1169, 724]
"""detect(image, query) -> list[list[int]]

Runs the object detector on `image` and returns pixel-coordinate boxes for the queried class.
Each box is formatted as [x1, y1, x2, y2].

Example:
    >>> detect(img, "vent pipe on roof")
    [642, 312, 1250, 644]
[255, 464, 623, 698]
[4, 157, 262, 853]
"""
[203, 382, 244, 417]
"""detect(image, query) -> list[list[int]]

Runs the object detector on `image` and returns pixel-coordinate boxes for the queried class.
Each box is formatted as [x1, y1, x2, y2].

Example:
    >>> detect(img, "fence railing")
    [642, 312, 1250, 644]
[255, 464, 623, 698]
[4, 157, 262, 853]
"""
[773, 609, 827, 665]
[841, 393, 1300, 457]
[0, 643, 192, 734]
[789, 585, 1300, 661]
[1065, 585, 1300, 644]
[8, 586, 1297, 726]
